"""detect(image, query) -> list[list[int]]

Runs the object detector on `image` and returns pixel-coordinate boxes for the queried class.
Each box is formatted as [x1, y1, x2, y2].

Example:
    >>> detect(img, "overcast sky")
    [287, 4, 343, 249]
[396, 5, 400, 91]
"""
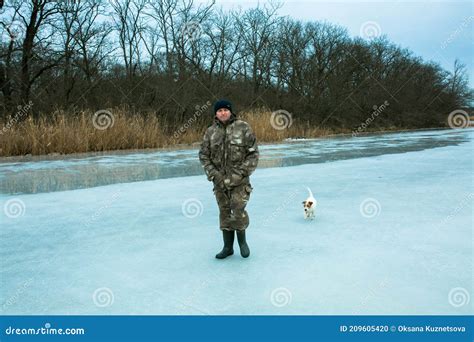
[206, 0, 473, 87]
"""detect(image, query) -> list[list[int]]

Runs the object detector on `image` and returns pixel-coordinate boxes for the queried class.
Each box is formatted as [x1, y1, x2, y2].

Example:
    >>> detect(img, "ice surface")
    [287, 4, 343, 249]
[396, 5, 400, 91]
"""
[0, 128, 469, 194]
[0, 129, 472, 315]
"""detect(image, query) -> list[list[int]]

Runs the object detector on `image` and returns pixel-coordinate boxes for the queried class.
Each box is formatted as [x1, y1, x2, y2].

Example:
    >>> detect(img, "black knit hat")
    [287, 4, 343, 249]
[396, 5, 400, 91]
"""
[214, 99, 233, 114]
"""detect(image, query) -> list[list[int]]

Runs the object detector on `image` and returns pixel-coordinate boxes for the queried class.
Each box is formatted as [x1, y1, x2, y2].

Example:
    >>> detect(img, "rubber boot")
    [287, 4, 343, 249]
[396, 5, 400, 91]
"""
[215, 230, 234, 259]
[236, 231, 250, 258]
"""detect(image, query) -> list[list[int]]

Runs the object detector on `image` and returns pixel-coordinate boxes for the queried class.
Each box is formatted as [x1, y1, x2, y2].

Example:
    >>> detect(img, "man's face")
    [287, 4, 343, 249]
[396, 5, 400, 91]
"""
[216, 108, 231, 123]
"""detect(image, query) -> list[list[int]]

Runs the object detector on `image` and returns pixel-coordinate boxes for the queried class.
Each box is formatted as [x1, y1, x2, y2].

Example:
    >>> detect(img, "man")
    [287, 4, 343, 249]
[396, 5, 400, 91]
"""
[199, 99, 259, 259]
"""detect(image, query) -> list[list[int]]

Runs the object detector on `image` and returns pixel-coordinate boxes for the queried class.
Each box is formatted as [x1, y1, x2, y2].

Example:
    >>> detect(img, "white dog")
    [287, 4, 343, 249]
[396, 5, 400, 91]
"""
[302, 187, 317, 220]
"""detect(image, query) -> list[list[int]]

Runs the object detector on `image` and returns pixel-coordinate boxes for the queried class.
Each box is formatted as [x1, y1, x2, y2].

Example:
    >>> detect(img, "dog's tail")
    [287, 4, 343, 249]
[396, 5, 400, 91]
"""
[307, 187, 314, 198]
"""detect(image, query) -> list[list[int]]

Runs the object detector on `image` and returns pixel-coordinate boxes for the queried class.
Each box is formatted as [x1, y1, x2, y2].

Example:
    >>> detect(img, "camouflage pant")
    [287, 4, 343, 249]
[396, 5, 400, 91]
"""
[213, 181, 253, 231]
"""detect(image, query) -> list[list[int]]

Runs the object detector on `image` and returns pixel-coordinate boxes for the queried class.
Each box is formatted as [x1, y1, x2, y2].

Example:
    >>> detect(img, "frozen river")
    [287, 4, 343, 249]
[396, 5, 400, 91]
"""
[0, 128, 469, 195]
[0, 128, 472, 315]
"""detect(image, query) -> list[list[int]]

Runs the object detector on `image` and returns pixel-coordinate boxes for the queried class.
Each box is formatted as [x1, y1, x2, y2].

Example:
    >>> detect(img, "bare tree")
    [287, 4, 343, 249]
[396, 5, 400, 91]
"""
[146, 0, 179, 79]
[110, 0, 147, 82]
[73, 0, 114, 98]
[0, 8, 20, 112]
[234, 0, 282, 96]
[17, 0, 62, 103]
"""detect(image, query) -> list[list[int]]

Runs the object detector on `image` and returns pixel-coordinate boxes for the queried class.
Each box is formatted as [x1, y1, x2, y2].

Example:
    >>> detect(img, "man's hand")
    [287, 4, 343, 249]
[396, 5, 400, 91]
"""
[223, 173, 243, 190]
[211, 171, 226, 190]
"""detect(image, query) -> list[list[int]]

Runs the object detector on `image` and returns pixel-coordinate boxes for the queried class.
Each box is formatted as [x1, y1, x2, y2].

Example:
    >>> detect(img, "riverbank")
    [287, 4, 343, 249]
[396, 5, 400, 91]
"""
[0, 108, 450, 159]
[1, 128, 470, 195]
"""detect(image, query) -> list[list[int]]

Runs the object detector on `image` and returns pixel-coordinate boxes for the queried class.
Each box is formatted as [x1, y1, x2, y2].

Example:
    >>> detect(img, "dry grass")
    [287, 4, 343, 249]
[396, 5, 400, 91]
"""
[240, 108, 339, 141]
[0, 107, 379, 157]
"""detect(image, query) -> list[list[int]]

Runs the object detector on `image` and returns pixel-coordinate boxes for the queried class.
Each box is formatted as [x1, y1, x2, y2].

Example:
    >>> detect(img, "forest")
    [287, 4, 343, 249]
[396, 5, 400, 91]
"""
[0, 0, 471, 156]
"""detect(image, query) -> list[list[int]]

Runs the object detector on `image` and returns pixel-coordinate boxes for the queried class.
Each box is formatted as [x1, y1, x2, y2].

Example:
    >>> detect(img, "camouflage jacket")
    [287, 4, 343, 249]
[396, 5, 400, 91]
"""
[199, 114, 259, 188]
